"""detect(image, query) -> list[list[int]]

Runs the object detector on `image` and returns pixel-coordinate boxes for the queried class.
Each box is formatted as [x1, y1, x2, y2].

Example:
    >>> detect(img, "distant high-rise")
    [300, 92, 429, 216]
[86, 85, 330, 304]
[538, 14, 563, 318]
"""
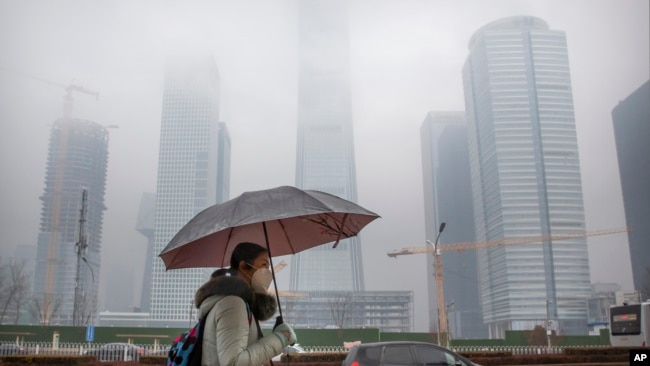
[33, 118, 109, 325]
[290, 0, 364, 292]
[463, 16, 590, 336]
[612, 81, 650, 300]
[148, 54, 230, 326]
[136, 192, 155, 313]
[421, 111, 488, 339]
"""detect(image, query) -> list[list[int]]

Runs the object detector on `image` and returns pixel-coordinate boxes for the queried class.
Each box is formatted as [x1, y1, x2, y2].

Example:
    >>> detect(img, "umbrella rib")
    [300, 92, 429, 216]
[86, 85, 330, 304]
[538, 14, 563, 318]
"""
[304, 214, 355, 239]
[277, 219, 297, 254]
[220, 228, 234, 268]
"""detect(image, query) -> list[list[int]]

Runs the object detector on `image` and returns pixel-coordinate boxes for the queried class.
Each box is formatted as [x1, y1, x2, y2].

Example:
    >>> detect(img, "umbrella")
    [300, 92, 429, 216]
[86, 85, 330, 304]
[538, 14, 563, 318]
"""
[159, 185, 380, 315]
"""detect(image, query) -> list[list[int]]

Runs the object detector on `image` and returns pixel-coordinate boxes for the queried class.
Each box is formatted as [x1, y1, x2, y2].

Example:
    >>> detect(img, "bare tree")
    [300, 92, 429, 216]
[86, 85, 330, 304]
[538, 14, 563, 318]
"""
[280, 294, 298, 326]
[328, 291, 353, 329]
[74, 291, 98, 326]
[29, 293, 62, 325]
[0, 259, 30, 324]
[10, 270, 30, 325]
[0, 259, 8, 322]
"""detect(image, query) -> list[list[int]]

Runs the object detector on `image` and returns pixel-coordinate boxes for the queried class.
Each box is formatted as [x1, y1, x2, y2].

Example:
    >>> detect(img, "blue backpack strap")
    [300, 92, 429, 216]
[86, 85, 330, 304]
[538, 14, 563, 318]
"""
[190, 313, 209, 365]
[167, 313, 208, 366]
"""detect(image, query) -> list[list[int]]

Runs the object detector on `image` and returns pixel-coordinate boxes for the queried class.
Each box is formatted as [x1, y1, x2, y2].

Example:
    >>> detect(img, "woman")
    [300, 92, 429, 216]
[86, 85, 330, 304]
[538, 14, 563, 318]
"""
[194, 242, 297, 365]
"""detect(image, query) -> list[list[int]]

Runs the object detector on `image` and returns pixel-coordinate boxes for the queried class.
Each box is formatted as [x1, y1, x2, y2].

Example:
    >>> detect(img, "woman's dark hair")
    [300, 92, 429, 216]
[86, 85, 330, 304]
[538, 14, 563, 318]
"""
[210, 268, 232, 278]
[229, 242, 268, 270]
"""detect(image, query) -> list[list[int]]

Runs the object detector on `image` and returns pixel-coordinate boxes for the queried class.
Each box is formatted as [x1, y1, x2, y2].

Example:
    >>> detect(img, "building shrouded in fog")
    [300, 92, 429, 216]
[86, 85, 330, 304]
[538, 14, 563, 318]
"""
[136, 192, 155, 313]
[462, 16, 590, 336]
[290, 0, 364, 292]
[421, 111, 488, 339]
[33, 118, 109, 326]
[147, 54, 231, 326]
[286, 0, 414, 331]
[612, 80, 650, 300]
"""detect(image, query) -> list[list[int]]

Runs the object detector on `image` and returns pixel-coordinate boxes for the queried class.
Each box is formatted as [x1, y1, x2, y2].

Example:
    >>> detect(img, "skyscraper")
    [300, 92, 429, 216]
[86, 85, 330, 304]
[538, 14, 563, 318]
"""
[612, 81, 650, 300]
[148, 54, 230, 326]
[33, 118, 109, 325]
[421, 111, 488, 339]
[462, 16, 590, 336]
[290, 0, 364, 292]
[136, 192, 155, 313]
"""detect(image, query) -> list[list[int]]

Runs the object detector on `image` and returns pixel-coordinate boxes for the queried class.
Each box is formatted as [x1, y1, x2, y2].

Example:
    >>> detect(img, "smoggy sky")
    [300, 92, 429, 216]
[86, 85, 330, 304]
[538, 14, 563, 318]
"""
[0, 0, 648, 331]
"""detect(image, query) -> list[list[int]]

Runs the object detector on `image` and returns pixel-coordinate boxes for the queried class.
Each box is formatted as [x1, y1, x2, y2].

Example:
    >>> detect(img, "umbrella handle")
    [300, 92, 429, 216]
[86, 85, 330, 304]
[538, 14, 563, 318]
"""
[263, 222, 283, 318]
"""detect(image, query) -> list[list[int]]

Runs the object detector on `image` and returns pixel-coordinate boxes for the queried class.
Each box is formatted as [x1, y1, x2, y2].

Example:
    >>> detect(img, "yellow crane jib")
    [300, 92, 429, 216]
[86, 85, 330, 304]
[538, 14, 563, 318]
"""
[387, 227, 630, 257]
[386, 226, 629, 347]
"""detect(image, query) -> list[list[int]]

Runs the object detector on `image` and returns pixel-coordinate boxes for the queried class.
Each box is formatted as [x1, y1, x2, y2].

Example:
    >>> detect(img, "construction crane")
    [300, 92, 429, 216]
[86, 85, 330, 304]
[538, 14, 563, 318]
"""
[1, 68, 105, 324]
[8, 70, 100, 324]
[45, 79, 98, 325]
[273, 260, 287, 273]
[9, 70, 99, 118]
[268, 260, 306, 297]
[387, 225, 629, 346]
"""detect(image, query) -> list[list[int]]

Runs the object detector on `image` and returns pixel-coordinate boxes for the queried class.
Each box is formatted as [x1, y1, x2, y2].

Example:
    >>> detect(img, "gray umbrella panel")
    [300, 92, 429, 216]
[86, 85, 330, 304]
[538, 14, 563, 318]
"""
[159, 186, 380, 269]
[160, 212, 378, 269]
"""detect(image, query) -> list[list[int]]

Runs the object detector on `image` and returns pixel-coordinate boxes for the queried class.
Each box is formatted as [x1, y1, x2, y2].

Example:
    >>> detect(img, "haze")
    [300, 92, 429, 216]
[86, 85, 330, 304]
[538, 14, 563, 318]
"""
[0, 0, 648, 331]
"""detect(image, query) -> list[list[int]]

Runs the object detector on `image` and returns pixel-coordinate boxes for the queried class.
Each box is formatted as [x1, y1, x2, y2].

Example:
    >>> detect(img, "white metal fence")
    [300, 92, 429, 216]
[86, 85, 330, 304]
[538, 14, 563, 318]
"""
[451, 345, 566, 355]
[0, 342, 597, 361]
[0, 342, 166, 362]
[302, 345, 349, 353]
[0, 342, 352, 361]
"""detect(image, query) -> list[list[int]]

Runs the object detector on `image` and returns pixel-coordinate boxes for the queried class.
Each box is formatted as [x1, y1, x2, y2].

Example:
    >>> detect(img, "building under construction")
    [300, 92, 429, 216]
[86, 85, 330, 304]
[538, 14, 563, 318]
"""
[32, 118, 110, 326]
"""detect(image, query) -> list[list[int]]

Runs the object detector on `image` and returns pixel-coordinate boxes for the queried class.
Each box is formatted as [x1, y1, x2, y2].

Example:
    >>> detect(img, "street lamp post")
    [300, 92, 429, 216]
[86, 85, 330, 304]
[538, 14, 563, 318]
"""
[446, 300, 455, 348]
[427, 222, 446, 346]
[546, 299, 553, 349]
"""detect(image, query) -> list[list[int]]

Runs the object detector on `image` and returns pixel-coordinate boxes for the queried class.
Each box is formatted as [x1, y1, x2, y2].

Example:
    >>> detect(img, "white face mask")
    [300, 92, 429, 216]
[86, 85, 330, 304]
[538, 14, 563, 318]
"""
[248, 264, 273, 293]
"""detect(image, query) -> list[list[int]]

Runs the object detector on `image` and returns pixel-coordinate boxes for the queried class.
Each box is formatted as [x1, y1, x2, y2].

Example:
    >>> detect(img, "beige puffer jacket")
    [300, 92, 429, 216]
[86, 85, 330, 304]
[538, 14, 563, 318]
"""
[194, 274, 286, 366]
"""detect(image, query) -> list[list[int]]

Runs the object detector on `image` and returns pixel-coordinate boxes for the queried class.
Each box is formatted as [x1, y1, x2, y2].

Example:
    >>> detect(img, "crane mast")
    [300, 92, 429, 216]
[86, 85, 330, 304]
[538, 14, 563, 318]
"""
[433, 246, 445, 344]
[427, 223, 447, 346]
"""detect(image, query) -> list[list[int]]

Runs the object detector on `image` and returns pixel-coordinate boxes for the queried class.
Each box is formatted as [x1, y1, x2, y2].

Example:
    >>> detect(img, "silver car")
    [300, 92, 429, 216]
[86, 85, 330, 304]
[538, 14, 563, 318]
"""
[342, 341, 479, 366]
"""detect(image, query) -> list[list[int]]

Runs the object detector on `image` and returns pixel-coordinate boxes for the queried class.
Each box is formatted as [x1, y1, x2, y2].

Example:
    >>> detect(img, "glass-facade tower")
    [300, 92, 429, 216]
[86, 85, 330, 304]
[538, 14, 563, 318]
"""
[612, 81, 650, 300]
[290, 0, 364, 292]
[148, 54, 230, 325]
[33, 118, 109, 325]
[421, 111, 488, 339]
[462, 16, 590, 336]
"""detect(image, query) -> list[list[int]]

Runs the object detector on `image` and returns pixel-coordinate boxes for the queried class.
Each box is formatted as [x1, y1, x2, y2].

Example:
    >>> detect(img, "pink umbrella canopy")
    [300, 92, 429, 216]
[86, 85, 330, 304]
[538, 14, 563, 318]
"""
[159, 186, 380, 270]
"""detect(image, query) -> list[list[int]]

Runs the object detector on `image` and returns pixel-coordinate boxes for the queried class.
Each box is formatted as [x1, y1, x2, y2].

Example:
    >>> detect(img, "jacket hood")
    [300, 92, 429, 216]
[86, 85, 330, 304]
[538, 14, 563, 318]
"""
[194, 273, 278, 321]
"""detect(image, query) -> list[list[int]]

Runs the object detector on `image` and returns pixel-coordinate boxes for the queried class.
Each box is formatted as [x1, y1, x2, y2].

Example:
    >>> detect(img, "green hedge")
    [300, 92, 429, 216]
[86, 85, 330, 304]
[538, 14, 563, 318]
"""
[380, 332, 438, 343]
[0, 324, 180, 344]
[0, 325, 381, 347]
[264, 328, 380, 346]
[0, 324, 609, 347]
